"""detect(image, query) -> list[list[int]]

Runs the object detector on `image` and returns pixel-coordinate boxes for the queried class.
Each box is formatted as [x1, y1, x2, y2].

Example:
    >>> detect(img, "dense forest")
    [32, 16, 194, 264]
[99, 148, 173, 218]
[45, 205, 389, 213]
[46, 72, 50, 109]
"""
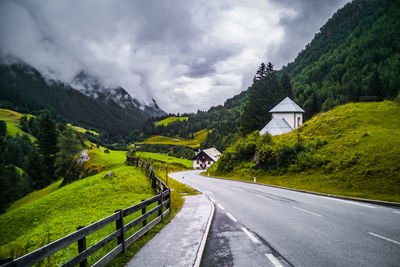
[0, 110, 85, 212]
[286, 0, 400, 117]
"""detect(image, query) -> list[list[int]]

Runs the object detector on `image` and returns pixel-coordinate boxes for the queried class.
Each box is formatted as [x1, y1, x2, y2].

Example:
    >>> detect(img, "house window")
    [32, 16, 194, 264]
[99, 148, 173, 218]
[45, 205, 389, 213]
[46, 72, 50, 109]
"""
[297, 117, 301, 126]
[207, 161, 210, 164]
[197, 160, 199, 164]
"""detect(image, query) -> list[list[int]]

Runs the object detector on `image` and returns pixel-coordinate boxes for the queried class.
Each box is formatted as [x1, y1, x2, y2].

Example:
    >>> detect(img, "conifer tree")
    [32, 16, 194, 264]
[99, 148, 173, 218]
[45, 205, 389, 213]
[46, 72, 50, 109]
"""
[0, 120, 6, 137]
[241, 62, 284, 135]
[280, 73, 293, 98]
[38, 110, 58, 181]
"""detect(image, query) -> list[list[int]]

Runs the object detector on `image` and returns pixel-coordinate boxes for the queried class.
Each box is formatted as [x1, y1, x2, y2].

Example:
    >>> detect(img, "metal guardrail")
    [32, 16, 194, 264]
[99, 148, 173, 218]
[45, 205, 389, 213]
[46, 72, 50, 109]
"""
[1, 158, 170, 267]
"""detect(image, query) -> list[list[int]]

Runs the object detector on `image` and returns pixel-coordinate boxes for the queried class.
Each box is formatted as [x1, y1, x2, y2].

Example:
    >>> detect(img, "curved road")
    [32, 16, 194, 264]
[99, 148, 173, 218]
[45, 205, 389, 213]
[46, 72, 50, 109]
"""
[170, 171, 400, 266]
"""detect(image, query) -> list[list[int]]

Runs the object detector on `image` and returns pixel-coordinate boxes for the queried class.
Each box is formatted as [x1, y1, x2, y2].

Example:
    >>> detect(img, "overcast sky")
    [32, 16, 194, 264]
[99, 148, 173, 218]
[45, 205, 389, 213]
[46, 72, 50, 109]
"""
[0, 0, 349, 113]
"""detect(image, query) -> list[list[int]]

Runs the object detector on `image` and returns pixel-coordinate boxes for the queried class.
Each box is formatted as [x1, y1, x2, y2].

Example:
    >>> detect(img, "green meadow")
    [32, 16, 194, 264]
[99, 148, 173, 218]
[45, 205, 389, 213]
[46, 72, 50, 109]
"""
[0, 108, 36, 141]
[139, 129, 211, 148]
[67, 123, 99, 136]
[155, 116, 188, 126]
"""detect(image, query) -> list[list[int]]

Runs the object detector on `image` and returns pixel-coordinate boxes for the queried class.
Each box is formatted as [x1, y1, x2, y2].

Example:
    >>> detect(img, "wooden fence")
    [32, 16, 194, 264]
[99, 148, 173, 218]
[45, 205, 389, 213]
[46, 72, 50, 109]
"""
[1, 158, 170, 267]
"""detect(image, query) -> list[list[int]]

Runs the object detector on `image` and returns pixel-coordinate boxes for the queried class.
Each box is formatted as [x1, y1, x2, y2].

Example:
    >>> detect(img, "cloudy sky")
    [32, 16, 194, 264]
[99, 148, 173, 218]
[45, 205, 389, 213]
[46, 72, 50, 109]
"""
[0, 0, 349, 113]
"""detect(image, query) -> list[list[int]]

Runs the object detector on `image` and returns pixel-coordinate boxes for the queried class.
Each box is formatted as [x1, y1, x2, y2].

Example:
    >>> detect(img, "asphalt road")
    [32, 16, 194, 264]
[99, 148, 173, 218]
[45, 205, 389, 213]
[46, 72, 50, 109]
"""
[170, 171, 400, 267]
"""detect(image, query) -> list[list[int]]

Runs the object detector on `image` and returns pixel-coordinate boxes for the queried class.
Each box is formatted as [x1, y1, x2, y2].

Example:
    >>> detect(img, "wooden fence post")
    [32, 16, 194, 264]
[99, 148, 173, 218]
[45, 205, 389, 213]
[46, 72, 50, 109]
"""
[167, 189, 171, 210]
[115, 210, 126, 253]
[77, 226, 88, 267]
[141, 200, 147, 228]
[166, 168, 168, 186]
[158, 193, 164, 220]
[151, 173, 156, 189]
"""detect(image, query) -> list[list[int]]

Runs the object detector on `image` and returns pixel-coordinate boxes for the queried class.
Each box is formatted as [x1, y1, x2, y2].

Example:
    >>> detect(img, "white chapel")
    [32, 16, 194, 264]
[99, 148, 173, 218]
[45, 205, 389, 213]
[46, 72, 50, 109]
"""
[260, 97, 305, 136]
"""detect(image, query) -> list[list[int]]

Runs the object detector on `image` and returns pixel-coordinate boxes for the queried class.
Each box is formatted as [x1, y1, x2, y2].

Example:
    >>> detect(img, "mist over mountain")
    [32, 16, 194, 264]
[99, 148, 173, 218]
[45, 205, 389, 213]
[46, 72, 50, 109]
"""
[0, 61, 165, 136]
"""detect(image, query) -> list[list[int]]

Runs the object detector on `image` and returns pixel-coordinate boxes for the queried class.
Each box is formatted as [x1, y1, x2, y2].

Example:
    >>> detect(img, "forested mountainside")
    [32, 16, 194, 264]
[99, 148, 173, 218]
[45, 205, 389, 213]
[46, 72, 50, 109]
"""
[142, 0, 400, 151]
[0, 63, 165, 136]
[286, 0, 400, 116]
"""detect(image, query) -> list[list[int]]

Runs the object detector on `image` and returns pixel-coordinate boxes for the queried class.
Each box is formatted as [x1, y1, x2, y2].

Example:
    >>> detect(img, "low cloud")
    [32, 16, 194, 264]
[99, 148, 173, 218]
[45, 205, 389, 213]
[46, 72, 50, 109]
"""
[0, 0, 348, 113]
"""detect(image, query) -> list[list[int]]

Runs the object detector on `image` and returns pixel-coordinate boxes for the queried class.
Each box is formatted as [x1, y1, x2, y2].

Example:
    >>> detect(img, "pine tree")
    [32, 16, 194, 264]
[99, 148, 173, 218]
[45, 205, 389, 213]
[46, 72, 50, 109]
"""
[19, 116, 29, 133]
[280, 73, 293, 98]
[241, 62, 284, 135]
[253, 62, 266, 83]
[38, 111, 58, 181]
[26, 146, 43, 189]
[0, 120, 6, 137]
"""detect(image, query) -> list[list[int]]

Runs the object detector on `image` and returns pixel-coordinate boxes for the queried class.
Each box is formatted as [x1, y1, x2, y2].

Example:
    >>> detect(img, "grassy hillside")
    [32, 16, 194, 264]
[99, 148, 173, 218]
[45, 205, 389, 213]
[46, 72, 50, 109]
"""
[139, 129, 211, 148]
[209, 101, 400, 202]
[0, 108, 35, 141]
[0, 148, 195, 265]
[155, 116, 188, 126]
[67, 123, 99, 136]
[136, 151, 193, 168]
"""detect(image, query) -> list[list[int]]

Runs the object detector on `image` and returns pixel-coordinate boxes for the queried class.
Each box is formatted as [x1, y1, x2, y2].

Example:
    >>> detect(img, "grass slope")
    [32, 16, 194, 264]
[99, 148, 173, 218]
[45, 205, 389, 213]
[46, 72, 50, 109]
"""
[0, 108, 35, 141]
[155, 116, 188, 126]
[0, 148, 196, 266]
[139, 129, 211, 148]
[136, 151, 193, 168]
[67, 123, 99, 136]
[0, 150, 154, 264]
[210, 101, 400, 202]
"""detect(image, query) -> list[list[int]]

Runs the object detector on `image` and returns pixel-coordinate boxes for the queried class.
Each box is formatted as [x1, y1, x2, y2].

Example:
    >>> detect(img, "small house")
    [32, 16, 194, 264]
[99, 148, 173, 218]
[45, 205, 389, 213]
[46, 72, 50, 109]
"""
[193, 148, 221, 170]
[260, 97, 305, 136]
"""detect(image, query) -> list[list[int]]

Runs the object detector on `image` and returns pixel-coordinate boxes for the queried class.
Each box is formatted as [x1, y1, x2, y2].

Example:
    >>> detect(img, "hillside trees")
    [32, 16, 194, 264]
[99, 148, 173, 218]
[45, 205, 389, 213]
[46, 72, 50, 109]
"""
[240, 62, 284, 135]
[0, 110, 86, 212]
[38, 111, 58, 181]
[55, 128, 84, 177]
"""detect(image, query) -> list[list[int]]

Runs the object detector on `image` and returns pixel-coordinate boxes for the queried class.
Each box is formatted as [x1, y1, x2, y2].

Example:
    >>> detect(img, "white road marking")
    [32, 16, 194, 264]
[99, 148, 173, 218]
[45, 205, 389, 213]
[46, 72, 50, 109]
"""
[241, 227, 260, 244]
[393, 210, 400, 214]
[292, 206, 323, 217]
[265, 253, 283, 267]
[204, 190, 214, 195]
[226, 212, 238, 222]
[255, 194, 269, 200]
[217, 204, 225, 210]
[324, 197, 376, 209]
[209, 197, 215, 202]
[368, 232, 400, 246]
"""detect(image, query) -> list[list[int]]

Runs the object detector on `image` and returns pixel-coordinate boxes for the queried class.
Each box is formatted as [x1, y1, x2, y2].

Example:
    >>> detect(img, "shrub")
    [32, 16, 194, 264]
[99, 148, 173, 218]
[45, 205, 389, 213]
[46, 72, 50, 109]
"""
[104, 149, 110, 153]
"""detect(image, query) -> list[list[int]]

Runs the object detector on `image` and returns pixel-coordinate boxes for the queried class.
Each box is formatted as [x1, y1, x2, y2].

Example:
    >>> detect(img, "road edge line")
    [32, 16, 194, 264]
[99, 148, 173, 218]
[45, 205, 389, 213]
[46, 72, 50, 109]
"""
[193, 196, 215, 267]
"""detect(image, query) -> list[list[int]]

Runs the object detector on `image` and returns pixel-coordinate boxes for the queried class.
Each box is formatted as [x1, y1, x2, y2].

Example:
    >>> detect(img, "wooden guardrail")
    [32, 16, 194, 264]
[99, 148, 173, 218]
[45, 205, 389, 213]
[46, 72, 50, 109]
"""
[1, 158, 170, 267]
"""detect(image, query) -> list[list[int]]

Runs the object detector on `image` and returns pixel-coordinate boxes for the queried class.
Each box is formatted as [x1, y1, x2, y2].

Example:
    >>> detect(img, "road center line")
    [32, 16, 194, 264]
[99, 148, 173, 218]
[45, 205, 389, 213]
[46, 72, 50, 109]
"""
[241, 227, 261, 244]
[204, 190, 214, 195]
[265, 253, 283, 267]
[393, 210, 400, 214]
[226, 212, 237, 222]
[324, 197, 376, 209]
[217, 204, 225, 210]
[209, 197, 215, 202]
[292, 206, 323, 217]
[368, 232, 400, 246]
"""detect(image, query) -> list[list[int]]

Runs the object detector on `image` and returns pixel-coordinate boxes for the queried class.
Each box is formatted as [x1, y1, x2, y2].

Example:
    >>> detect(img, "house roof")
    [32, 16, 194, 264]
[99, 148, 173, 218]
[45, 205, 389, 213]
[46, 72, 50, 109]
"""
[260, 118, 293, 136]
[200, 148, 221, 162]
[269, 97, 305, 113]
